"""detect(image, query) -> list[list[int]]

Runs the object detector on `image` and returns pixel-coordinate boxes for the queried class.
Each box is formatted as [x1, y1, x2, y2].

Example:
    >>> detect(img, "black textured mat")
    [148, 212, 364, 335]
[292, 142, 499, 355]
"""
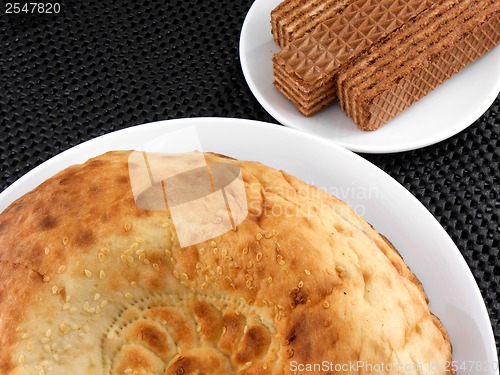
[1, 0, 499, 357]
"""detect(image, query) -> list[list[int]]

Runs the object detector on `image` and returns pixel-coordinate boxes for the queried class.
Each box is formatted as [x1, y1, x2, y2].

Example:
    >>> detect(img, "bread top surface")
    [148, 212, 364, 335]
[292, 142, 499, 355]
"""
[0, 151, 451, 374]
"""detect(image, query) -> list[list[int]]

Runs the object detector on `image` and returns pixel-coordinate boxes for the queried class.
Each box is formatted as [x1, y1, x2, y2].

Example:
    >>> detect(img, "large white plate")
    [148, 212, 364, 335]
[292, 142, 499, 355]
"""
[0, 118, 497, 372]
[239, 0, 500, 153]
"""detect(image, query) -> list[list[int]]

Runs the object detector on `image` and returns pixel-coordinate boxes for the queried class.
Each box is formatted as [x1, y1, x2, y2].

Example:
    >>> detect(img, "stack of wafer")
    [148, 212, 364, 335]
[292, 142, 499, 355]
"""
[337, 0, 500, 130]
[271, 0, 500, 130]
[272, 0, 435, 117]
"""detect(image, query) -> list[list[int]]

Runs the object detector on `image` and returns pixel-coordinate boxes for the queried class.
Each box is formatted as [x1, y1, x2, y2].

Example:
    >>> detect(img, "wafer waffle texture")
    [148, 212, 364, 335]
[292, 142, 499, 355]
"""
[272, 0, 500, 130]
[338, 0, 500, 130]
[271, 0, 355, 48]
[336, 0, 471, 121]
[272, 0, 435, 116]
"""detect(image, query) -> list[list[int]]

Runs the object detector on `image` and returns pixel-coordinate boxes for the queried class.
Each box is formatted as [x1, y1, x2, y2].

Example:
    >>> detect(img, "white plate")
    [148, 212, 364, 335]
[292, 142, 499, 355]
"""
[0, 118, 497, 373]
[239, 0, 500, 153]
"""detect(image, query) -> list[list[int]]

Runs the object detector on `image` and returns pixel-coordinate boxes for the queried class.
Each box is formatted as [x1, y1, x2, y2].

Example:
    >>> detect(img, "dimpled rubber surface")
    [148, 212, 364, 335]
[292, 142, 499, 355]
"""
[0, 0, 499, 355]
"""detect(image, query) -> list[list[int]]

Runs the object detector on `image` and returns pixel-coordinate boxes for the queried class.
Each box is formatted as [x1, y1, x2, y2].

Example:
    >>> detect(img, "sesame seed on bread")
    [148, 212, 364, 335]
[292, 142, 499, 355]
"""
[0, 151, 452, 374]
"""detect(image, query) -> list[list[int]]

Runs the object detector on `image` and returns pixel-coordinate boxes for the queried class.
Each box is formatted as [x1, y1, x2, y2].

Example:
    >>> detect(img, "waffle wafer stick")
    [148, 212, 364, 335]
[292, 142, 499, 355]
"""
[340, 1, 500, 130]
[273, 0, 435, 116]
[346, 0, 491, 127]
[271, 0, 355, 48]
[337, 0, 465, 121]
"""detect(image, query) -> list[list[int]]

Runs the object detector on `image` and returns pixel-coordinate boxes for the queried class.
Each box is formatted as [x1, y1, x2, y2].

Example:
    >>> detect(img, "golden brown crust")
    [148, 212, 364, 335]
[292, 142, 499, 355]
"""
[0, 151, 452, 374]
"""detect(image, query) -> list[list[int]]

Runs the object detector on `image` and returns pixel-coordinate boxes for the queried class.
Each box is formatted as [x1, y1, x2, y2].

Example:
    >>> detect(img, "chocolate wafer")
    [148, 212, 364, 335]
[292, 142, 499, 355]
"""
[337, 0, 465, 121]
[273, 0, 435, 116]
[271, 0, 355, 48]
[339, 0, 500, 130]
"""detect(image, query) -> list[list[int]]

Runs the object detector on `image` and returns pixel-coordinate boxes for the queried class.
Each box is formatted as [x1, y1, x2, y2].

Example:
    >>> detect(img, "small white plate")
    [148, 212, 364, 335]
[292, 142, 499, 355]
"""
[239, 0, 500, 153]
[0, 118, 497, 372]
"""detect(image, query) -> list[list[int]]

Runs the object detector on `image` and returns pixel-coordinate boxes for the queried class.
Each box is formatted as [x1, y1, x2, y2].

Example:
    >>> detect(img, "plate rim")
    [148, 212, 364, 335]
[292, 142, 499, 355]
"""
[0, 117, 497, 368]
[239, 0, 500, 154]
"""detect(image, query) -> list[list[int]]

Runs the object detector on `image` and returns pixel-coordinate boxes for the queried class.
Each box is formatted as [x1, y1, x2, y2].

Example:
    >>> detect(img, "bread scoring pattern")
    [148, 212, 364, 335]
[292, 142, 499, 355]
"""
[103, 293, 279, 374]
